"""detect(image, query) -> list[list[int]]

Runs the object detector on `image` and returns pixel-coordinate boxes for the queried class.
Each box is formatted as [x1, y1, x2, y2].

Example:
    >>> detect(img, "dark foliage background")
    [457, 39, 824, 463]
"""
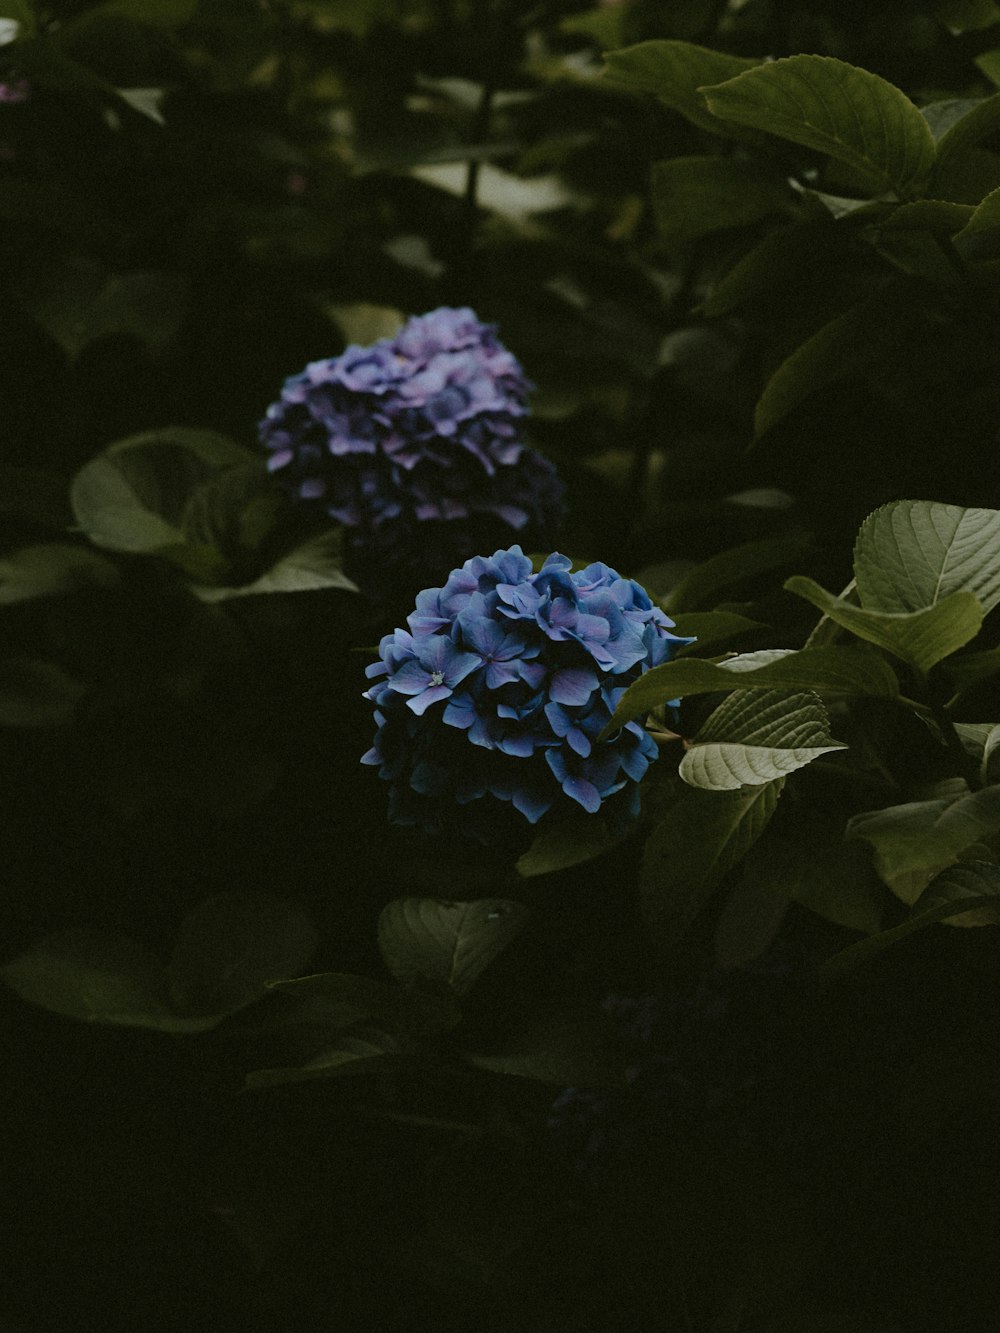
[3, 1, 1000, 1330]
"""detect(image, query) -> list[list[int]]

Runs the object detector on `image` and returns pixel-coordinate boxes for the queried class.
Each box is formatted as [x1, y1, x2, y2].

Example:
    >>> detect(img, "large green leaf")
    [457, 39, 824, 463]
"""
[681, 687, 845, 790]
[931, 94, 1000, 182]
[245, 1028, 406, 1090]
[601, 646, 897, 737]
[946, 644, 1000, 693]
[701, 56, 936, 196]
[190, 529, 358, 600]
[847, 784, 1000, 903]
[464, 1008, 623, 1088]
[70, 428, 256, 556]
[821, 860, 1000, 981]
[377, 898, 530, 997]
[785, 577, 983, 674]
[640, 779, 784, 948]
[955, 183, 1000, 238]
[602, 40, 762, 136]
[733, 834, 885, 935]
[712, 872, 790, 970]
[879, 199, 975, 232]
[661, 533, 814, 612]
[853, 501, 1000, 615]
[955, 722, 1000, 784]
[0, 543, 119, 605]
[667, 610, 765, 654]
[752, 284, 908, 439]
[516, 812, 628, 877]
[0, 930, 218, 1032]
[650, 155, 794, 252]
[23, 260, 189, 361]
[166, 891, 318, 1019]
[697, 220, 841, 317]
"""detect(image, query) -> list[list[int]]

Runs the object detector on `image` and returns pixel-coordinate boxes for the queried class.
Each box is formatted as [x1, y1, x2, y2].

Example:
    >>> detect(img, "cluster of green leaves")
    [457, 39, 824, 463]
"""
[602, 30, 1000, 541]
[523, 500, 1000, 975]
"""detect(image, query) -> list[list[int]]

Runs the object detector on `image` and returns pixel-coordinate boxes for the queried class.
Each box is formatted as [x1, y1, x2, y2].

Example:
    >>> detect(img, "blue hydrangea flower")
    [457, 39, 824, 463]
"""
[361, 545, 692, 841]
[258, 307, 565, 588]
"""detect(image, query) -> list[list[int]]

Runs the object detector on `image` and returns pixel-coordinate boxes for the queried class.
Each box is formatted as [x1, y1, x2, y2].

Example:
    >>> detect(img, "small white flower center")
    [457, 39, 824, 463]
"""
[430, 670, 445, 686]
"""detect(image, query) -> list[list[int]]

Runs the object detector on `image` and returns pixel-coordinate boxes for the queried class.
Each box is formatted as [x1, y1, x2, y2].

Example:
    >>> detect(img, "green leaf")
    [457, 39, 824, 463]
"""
[821, 860, 1000, 981]
[559, 5, 627, 50]
[0, 543, 119, 604]
[377, 898, 530, 997]
[0, 929, 218, 1032]
[681, 687, 845, 790]
[70, 428, 256, 556]
[602, 40, 763, 136]
[955, 183, 1000, 238]
[921, 99, 987, 141]
[698, 220, 840, 317]
[640, 779, 784, 948]
[735, 834, 885, 935]
[265, 972, 462, 1036]
[933, 0, 1000, 34]
[701, 56, 936, 196]
[179, 464, 280, 558]
[602, 646, 897, 737]
[516, 812, 628, 877]
[930, 94, 1000, 179]
[879, 199, 974, 232]
[712, 872, 790, 970]
[974, 48, 1000, 86]
[661, 533, 814, 612]
[847, 784, 1000, 903]
[785, 577, 983, 674]
[465, 1008, 624, 1087]
[752, 284, 908, 439]
[189, 529, 358, 600]
[668, 610, 765, 653]
[955, 722, 1000, 783]
[946, 644, 1000, 691]
[650, 155, 795, 252]
[853, 500, 1000, 616]
[244, 1027, 405, 1090]
[166, 891, 318, 1019]
[0, 657, 87, 727]
[23, 259, 189, 361]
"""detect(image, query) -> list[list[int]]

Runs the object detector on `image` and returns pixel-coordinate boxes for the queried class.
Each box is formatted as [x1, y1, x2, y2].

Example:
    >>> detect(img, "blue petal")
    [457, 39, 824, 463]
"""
[562, 776, 601, 814]
[550, 667, 599, 707]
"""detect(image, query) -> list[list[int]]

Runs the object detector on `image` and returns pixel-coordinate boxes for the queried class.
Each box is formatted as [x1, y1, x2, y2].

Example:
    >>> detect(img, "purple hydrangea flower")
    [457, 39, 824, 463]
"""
[258, 307, 565, 589]
[361, 545, 692, 841]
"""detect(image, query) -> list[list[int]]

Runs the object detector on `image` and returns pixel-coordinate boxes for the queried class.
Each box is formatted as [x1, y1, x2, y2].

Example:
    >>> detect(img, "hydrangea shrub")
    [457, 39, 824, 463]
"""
[362, 546, 691, 841]
[258, 307, 565, 588]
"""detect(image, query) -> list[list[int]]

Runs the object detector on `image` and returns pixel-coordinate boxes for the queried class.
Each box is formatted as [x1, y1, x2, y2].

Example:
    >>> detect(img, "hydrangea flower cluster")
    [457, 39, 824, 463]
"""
[362, 545, 691, 840]
[258, 307, 565, 587]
